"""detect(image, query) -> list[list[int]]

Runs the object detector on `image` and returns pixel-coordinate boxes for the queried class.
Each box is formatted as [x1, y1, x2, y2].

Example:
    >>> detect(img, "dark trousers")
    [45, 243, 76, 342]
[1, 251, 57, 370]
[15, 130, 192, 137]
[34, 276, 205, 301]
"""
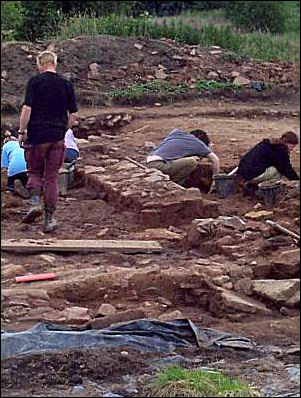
[25, 141, 65, 208]
[7, 172, 28, 191]
[65, 148, 79, 163]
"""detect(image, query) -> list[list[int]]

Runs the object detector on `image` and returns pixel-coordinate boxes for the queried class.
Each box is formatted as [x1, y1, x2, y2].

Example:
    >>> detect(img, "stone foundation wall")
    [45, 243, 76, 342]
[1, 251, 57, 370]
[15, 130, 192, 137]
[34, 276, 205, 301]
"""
[85, 160, 219, 227]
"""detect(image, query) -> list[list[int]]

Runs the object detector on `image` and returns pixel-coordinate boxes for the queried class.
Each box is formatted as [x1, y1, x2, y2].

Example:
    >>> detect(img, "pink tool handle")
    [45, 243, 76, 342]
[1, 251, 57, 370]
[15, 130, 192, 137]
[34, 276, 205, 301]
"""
[15, 273, 57, 283]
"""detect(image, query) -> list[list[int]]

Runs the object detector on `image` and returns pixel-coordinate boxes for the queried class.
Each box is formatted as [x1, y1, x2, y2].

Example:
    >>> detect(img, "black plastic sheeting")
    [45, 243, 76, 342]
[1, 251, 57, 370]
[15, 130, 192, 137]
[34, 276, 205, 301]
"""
[1, 318, 256, 360]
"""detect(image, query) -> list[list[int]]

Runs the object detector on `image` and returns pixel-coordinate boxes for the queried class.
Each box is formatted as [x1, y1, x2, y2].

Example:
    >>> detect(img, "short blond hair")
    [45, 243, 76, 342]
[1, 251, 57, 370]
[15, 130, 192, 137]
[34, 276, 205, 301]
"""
[36, 51, 57, 68]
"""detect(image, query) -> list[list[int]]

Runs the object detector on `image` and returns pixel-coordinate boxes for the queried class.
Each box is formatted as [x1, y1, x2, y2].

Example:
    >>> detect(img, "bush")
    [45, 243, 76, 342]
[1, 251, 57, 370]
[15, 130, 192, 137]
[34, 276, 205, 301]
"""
[224, 1, 287, 33]
[183, 1, 227, 11]
[133, 1, 226, 17]
[56, 1, 136, 17]
[17, 1, 62, 41]
[1, 1, 23, 41]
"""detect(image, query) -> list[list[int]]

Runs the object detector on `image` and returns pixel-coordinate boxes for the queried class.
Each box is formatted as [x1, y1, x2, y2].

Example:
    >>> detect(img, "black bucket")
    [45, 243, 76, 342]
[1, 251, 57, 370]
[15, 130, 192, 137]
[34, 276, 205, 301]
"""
[257, 181, 282, 207]
[213, 174, 236, 198]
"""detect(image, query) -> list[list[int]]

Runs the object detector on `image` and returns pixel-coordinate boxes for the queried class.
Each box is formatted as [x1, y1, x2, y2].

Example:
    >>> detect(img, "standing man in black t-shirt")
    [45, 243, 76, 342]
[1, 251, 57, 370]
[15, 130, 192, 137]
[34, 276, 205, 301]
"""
[18, 51, 78, 232]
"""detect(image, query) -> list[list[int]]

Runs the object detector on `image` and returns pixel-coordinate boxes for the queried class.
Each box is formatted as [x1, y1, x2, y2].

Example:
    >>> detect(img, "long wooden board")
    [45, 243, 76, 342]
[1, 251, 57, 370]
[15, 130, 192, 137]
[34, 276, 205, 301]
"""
[1, 239, 163, 254]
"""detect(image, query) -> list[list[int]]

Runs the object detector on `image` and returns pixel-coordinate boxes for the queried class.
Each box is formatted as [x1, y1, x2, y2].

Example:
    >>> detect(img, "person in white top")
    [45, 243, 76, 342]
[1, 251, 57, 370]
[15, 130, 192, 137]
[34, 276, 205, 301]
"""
[64, 128, 79, 163]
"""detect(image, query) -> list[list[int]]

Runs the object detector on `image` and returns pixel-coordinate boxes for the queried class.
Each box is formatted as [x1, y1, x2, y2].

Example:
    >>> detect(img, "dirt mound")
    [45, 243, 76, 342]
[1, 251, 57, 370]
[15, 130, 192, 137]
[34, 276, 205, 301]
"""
[1, 347, 153, 388]
[1, 35, 299, 111]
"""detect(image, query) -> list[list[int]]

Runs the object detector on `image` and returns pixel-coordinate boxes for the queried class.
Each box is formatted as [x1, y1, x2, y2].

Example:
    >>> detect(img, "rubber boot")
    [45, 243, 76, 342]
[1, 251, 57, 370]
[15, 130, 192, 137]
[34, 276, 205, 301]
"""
[22, 194, 43, 223]
[44, 206, 57, 233]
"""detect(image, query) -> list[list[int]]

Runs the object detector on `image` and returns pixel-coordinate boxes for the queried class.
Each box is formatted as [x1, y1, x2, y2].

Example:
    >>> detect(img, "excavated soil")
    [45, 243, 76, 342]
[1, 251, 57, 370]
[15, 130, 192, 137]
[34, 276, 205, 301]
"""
[1, 36, 300, 397]
[1, 35, 299, 112]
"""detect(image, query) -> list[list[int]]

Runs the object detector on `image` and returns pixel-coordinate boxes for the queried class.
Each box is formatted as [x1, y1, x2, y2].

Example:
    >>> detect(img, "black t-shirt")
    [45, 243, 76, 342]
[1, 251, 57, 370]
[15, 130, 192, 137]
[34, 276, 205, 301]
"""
[237, 139, 299, 181]
[24, 72, 78, 145]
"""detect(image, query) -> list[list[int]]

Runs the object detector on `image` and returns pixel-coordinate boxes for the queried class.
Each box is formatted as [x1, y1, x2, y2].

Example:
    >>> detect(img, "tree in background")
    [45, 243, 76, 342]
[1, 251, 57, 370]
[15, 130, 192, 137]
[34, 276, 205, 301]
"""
[54, 1, 137, 17]
[13, 1, 138, 41]
[1, 1, 23, 41]
[17, 1, 62, 41]
[224, 1, 287, 33]
[182, 1, 226, 11]
[132, 1, 225, 16]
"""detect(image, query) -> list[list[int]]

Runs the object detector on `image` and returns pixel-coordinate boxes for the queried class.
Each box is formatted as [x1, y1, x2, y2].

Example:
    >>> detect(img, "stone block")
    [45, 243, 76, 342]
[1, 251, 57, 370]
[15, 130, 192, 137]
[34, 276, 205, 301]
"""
[61, 306, 91, 325]
[140, 209, 162, 227]
[158, 310, 184, 321]
[219, 289, 271, 314]
[90, 307, 146, 329]
[96, 303, 117, 317]
[2, 288, 50, 301]
[244, 210, 274, 220]
[233, 76, 250, 86]
[252, 279, 300, 306]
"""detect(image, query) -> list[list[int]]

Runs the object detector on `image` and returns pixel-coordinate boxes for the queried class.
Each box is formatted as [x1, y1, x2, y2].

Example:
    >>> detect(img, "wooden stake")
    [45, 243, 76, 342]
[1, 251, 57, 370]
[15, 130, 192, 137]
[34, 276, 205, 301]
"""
[128, 125, 150, 134]
[266, 220, 300, 241]
[125, 156, 148, 171]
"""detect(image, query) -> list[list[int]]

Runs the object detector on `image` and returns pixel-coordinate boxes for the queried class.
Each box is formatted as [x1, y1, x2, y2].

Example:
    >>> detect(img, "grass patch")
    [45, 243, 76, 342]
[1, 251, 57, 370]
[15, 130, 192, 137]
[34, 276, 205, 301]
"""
[104, 79, 242, 105]
[105, 80, 188, 104]
[71, 78, 247, 108]
[155, 8, 231, 30]
[107, 80, 188, 101]
[53, 13, 299, 63]
[196, 80, 239, 92]
[144, 365, 260, 397]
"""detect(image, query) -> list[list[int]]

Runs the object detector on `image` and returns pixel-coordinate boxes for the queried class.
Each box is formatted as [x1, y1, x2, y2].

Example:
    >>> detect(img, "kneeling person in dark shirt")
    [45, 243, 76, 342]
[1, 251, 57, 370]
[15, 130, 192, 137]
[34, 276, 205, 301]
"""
[237, 131, 299, 192]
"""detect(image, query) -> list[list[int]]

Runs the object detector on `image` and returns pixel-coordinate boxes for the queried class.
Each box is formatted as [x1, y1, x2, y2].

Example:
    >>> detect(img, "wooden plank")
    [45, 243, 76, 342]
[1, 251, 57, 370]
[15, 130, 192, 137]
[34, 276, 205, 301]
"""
[1, 239, 163, 254]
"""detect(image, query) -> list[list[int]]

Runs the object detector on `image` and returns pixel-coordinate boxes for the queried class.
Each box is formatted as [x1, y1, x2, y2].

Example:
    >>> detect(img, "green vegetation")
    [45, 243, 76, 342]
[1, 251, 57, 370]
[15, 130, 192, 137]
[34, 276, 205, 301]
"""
[196, 80, 238, 92]
[17, 1, 63, 42]
[104, 79, 240, 105]
[107, 80, 188, 102]
[1, 1, 23, 41]
[53, 12, 298, 62]
[155, 8, 231, 31]
[145, 365, 259, 397]
[224, 1, 287, 33]
[1, 1, 299, 63]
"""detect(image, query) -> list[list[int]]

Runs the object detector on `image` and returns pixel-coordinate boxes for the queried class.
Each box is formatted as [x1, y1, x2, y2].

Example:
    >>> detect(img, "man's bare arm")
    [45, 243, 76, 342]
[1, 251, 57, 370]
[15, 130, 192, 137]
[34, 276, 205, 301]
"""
[68, 112, 79, 129]
[19, 105, 31, 145]
[207, 152, 220, 176]
[19, 105, 31, 132]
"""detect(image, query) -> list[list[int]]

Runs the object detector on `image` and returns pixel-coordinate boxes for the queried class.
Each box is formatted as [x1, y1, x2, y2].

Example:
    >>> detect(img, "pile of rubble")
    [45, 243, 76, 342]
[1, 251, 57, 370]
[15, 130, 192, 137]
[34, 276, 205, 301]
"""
[2, 243, 299, 327]
[1, 35, 299, 111]
[73, 113, 132, 139]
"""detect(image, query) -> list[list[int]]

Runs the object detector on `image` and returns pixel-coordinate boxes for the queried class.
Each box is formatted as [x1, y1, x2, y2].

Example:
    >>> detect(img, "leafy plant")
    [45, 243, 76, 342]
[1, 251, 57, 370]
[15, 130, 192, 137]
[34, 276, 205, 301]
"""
[55, 1, 137, 17]
[224, 1, 287, 34]
[222, 52, 244, 62]
[17, 1, 63, 41]
[106, 80, 188, 103]
[196, 80, 239, 92]
[1, 1, 23, 41]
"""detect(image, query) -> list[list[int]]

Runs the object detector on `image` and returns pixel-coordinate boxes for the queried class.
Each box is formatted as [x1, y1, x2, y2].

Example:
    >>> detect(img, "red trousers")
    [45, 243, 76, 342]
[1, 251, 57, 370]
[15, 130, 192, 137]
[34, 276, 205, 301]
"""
[25, 141, 65, 208]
